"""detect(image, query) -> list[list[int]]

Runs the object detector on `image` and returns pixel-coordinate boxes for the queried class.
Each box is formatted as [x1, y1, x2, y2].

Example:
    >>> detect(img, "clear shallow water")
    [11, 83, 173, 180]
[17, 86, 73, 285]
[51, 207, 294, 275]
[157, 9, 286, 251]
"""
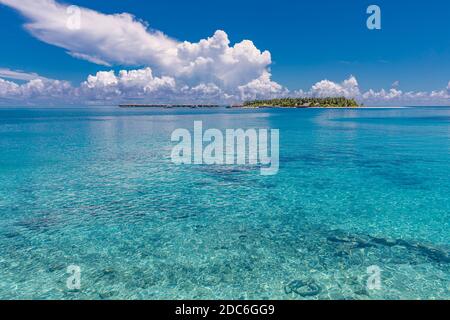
[0, 106, 449, 300]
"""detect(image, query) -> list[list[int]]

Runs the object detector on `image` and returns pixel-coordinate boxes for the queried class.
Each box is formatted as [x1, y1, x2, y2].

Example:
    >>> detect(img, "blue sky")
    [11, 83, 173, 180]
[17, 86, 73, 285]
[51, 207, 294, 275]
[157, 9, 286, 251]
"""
[0, 0, 449, 105]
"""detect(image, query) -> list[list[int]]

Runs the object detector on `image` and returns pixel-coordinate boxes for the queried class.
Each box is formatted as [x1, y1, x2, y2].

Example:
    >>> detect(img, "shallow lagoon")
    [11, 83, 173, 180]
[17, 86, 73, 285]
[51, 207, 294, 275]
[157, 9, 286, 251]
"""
[0, 106, 449, 299]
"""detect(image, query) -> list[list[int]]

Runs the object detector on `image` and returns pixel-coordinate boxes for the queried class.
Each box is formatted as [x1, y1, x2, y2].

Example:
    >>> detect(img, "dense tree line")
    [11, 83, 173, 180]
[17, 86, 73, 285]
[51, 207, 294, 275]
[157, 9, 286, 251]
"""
[243, 97, 360, 108]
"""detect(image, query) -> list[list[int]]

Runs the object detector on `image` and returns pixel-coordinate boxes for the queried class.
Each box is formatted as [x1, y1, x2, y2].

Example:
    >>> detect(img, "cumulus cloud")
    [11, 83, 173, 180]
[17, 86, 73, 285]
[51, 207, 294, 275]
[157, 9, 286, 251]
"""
[0, 71, 449, 106]
[79, 68, 177, 102]
[360, 84, 450, 106]
[359, 81, 450, 106]
[309, 76, 360, 98]
[0, 77, 72, 104]
[0, 0, 275, 94]
[78, 67, 286, 103]
[238, 71, 288, 101]
[0, 66, 284, 104]
[0, 78, 20, 97]
[287, 76, 449, 106]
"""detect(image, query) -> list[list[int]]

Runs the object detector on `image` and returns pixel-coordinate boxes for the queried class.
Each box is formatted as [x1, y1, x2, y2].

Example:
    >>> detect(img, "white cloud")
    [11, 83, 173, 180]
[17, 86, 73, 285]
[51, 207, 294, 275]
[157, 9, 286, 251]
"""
[238, 71, 287, 101]
[0, 0, 276, 95]
[310, 75, 360, 98]
[0, 0, 178, 68]
[79, 68, 177, 101]
[0, 72, 449, 106]
[362, 88, 403, 101]
[290, 76, 449, 106]
[359, 82, 450, 106]
[0, 68, 47, 81]
[0, 76, 72, 103]
[0, 78, 20, 97]
[78, 68, 285, 103]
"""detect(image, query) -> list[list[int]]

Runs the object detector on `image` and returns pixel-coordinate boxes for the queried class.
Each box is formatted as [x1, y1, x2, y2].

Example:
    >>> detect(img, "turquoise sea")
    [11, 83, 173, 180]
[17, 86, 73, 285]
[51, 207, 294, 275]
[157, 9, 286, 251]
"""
[0, 106, 449, 300]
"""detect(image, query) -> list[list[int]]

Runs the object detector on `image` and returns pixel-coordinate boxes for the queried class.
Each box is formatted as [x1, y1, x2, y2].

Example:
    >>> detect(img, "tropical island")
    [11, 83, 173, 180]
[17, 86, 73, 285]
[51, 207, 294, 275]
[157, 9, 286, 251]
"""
[242, 97, 360, 108]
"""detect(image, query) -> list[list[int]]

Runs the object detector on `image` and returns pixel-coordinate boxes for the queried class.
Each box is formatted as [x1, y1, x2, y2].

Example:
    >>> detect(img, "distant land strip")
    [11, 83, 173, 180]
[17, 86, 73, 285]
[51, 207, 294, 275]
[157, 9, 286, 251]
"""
[119, 104, 221, 108]
[119, 97, 360, 108]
